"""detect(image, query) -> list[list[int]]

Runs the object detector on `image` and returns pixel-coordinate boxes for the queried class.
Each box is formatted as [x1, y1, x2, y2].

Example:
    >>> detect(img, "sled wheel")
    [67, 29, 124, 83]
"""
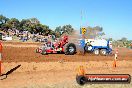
[93, 49, 99, 55]
[100, 49, 107, 56]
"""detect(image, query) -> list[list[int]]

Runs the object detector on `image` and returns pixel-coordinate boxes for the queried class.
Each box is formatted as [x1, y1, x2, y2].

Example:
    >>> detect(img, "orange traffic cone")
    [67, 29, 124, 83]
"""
[113, 49, 118, 68]
[113, 60, 117, 68]
[77, 65, 85, 76]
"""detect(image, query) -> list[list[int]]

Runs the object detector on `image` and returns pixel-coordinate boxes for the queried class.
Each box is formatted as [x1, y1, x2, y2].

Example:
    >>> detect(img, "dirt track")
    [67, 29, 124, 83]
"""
[0, 42, 132, 88]
[2, 42, 132, 62]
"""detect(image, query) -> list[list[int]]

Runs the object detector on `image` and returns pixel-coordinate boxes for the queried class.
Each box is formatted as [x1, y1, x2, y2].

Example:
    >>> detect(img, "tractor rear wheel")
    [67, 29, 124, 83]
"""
[84, 45, 93, 52]
[64, 43, 76, 55]
[36, 48, 39, 53]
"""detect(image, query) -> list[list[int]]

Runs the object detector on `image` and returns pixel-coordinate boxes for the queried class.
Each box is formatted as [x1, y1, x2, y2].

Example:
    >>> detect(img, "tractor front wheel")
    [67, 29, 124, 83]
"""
[41, 50, 47, 55]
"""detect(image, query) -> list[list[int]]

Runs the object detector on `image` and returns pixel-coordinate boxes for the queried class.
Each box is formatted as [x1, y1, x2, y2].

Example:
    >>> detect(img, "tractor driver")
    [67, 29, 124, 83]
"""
[87, 41, 92, 46]
[43, 43, 47, 47]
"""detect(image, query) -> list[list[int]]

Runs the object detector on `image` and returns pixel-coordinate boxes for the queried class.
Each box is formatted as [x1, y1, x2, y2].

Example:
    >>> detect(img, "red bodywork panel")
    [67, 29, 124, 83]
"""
[46, 48, 54, 53]
[38, 35, 68, 54]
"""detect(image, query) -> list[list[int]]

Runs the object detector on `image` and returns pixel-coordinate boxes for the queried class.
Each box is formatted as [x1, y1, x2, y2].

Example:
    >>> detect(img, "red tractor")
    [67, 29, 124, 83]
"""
[36, 36, 77, 55]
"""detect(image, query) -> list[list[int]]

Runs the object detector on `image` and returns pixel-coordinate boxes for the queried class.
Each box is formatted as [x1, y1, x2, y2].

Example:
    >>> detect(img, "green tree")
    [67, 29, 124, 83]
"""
[54, 24, 74, 37]
[7, 18, 20, 29]
[55, 26, 61, 32]
[0, 15, 9, 30]
[120, 37, 127, 42]
[20, 19, 30, 30]
[62, 24, 74, 34]
[19, 18, 49, 34]
[29, 18, 40, 24]
[0, 15, 64, 37]
[109, 38, 113, 41]
[0, 15, 9, 24]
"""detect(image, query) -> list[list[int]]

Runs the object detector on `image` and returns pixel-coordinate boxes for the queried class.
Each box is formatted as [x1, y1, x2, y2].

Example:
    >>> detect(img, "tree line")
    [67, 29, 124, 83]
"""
[0, 14, 75, 37]
[0, 14, 106, 38]
[109, 37, 132, 48]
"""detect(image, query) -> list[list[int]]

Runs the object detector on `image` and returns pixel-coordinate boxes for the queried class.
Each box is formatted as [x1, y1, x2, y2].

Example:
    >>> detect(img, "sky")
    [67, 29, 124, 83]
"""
[0, 0, 132, 40]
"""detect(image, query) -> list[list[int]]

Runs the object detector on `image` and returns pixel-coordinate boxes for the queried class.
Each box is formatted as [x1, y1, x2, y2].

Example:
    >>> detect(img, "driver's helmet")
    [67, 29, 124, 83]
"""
[55, 39, 57, 42]
[46, 42, 51, 46]
[47, 42, 51, 44]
